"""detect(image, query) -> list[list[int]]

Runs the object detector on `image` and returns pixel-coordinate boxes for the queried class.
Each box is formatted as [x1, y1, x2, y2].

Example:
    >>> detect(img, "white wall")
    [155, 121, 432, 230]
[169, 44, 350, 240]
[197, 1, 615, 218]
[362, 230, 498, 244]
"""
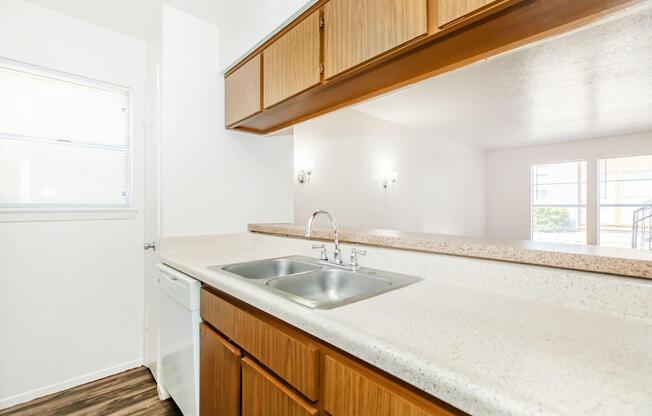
[159, 6, 294, 237]
[0, 1, 295, 408]
[293, 109, 487, 236]
[215, 0, 311, 71]
[486, 131, 652, 241]
[0, 0, 146, 409]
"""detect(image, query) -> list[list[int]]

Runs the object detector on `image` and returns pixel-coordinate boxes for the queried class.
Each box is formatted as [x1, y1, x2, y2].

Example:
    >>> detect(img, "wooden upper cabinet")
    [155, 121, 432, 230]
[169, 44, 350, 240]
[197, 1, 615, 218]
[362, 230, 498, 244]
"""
[225, 54, 261, 126]
[263, 12, 321, 108]
[242, 358, 318, 416]
[323, 0, 427, 79]
[199, 323, 241, 416]
[437, 0, 509, 27]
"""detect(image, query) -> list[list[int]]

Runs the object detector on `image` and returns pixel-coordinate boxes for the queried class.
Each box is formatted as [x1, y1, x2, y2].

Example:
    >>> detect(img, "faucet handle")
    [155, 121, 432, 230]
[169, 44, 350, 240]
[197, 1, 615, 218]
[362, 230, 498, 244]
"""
[312, 244, 328, 261]
[349, 248, 367, 269]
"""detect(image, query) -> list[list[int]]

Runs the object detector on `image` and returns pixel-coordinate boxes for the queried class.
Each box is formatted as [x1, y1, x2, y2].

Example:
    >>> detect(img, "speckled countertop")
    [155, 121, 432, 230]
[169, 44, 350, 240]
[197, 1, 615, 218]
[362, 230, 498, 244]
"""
[248, 223, 652, 280]
[160, 232, 652, 416]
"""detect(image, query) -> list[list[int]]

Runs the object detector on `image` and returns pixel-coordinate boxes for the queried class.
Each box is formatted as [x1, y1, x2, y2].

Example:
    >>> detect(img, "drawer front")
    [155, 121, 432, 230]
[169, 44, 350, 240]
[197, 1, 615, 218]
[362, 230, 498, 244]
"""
[200, 288, 320, 400]
[242, 358, 318, 416]
[324, 355, 459, 416]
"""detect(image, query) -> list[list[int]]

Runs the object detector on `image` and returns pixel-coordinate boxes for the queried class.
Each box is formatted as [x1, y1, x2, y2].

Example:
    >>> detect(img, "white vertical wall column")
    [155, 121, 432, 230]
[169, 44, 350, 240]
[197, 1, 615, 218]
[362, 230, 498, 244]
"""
[159, 5, 293, 238]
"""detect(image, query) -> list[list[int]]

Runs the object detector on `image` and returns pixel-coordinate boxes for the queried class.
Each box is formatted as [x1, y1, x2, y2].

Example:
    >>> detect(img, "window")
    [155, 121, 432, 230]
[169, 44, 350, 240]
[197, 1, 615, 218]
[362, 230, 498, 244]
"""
[531, 161, 587, 245]
[599, 155, 652, 249]
[0, 58, 132, 209]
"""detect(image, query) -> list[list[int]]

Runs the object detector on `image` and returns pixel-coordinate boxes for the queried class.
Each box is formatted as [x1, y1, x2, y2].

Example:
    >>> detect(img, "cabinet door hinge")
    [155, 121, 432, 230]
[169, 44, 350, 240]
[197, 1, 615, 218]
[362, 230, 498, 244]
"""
[319, 16, 324, 28]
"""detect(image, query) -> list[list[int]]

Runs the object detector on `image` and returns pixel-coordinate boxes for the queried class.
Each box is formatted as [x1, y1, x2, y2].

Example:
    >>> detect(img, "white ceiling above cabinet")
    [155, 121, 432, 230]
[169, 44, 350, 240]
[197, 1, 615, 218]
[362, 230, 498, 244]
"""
[24, 0, 221, 41]
[216, 0, 316, 72]
[354, 5, 652, 151]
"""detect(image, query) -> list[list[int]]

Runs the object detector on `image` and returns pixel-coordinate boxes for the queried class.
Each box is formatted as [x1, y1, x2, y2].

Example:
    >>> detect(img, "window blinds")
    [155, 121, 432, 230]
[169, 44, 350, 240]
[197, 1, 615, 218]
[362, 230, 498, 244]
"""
[0, 58, 132, 208]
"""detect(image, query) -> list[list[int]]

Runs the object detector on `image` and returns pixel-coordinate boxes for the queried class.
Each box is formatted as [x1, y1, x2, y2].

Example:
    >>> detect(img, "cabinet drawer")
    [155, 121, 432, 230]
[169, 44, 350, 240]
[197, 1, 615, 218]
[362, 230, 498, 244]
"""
[200, 288, 320, 400]
[225, 54, 261, 126]
[242, 358, 318, 416]
[324, 355, 460, 416]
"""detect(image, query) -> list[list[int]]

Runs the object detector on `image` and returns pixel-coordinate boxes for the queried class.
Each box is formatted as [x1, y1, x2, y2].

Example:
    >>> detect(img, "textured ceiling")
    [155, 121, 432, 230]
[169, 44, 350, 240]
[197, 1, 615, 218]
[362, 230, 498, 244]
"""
[353, 5, 652, 150]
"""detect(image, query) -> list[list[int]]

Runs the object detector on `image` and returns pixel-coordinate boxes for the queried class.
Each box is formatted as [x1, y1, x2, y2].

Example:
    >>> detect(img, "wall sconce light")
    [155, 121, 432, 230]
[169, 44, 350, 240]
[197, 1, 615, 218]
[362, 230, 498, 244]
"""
[297, 169, 312, 184]
[382, 172, 398, 189]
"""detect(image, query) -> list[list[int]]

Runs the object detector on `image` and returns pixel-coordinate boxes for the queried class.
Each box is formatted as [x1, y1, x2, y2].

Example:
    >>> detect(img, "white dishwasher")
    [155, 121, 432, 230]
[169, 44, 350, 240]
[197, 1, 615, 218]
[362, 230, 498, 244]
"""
[157, 264, 201, 416]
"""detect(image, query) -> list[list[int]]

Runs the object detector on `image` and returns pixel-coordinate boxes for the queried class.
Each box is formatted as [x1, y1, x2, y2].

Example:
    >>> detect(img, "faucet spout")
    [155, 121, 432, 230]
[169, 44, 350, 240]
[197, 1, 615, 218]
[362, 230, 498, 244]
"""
[305, 210, 342, 264]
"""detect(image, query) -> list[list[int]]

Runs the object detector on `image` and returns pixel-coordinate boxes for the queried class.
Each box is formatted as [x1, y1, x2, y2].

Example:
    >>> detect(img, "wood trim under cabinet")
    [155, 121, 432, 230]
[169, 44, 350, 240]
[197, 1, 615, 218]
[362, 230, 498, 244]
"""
[242, 358, 319, 416]
[200, 287, 321, 401]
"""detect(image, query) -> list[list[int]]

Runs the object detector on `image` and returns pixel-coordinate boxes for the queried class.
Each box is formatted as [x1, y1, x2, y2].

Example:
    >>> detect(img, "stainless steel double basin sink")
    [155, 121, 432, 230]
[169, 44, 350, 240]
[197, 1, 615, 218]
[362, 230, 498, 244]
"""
[208, 256, 421, 309]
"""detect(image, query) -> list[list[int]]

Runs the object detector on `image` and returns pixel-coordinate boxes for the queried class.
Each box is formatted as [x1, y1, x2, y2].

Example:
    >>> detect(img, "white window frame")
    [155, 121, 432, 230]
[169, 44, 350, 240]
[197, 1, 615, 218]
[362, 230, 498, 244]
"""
[531, 155, 652, 248]
[530, 159, 588, 244]
[0, 57, 137, 222]
[597, 154, 652, 248]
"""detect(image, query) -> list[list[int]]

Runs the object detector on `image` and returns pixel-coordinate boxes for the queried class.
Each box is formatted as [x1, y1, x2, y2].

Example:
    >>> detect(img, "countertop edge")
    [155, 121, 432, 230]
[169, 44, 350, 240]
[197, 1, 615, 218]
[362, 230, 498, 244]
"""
[247, 223, 652, 280]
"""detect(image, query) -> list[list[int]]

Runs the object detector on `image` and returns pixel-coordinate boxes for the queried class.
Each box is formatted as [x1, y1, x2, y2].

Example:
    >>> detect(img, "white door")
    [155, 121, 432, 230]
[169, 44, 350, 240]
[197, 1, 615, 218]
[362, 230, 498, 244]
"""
[143, 63, 163, 385]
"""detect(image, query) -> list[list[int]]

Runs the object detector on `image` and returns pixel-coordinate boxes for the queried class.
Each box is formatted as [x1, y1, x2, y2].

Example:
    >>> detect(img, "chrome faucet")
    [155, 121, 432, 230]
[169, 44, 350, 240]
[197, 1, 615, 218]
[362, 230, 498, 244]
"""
[305, 210, 343, 264]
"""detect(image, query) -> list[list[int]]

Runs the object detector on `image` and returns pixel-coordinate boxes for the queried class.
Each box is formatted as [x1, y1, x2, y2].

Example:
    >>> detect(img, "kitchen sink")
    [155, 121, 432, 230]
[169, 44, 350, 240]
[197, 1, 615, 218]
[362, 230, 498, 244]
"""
[266, 269, 392, 308]
[213, 256, 421, 309]
[210, 257, 321, 279]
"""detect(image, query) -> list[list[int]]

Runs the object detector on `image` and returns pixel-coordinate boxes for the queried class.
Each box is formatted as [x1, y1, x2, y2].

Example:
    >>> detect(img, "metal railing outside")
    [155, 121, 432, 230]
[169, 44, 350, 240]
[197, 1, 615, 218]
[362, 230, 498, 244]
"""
[632, 201, 652, 250]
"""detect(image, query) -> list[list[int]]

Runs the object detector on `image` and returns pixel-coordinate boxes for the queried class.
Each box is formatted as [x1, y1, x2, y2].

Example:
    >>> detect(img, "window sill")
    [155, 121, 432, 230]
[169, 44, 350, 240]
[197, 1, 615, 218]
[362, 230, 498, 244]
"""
[0, 208, 139, 223]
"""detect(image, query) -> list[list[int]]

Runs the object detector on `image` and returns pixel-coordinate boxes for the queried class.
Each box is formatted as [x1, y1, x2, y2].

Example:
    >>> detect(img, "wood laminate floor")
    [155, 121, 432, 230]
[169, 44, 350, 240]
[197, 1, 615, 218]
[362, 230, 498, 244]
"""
[0, 367, 182, 416]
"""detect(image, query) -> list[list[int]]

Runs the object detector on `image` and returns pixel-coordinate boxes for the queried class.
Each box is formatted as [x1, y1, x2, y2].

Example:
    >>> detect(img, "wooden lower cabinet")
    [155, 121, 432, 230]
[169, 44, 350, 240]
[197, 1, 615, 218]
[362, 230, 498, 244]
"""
[323, 355, 459, 416]
[200, 288, 320, 400]
[242, 358, 318, 416]
[200, 288, 466, 416]
[199, 323, 241, 416]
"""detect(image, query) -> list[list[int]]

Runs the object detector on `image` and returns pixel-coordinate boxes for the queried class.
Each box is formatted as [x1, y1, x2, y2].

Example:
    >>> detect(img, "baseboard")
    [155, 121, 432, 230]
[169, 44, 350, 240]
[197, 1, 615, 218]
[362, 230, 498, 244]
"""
[0, 359, 143, 411]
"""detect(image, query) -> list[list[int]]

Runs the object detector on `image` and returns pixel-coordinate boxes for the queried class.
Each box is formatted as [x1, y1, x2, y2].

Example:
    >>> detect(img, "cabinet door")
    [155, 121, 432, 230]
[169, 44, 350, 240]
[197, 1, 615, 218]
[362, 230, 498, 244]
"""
[324, 355, 459, 416]
[241, 358, 318, 416]
[199, 323, 241, 416]
[437, 0, 504, 27]
[323, 0, 427, 79]
[225, 54, 261, 126]
[263, 12, 321, 108]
